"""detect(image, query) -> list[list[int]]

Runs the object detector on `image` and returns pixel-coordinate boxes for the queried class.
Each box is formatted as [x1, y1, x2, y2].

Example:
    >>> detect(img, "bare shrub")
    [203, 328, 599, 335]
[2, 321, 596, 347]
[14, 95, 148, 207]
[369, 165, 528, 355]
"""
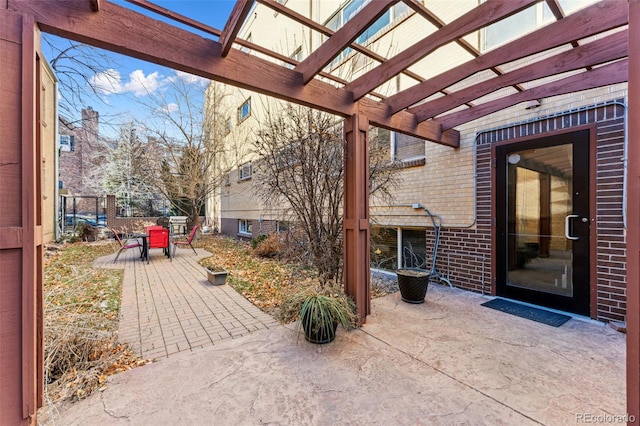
[253, 233, 282, 258]
[253, 104, 398, 286]
[42, 242, 150, 409]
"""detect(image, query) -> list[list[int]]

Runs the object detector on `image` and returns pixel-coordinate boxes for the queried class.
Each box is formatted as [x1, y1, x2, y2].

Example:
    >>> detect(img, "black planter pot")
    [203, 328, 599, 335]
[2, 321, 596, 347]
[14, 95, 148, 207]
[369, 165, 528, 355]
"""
[301, 310, 339, 344]
[396, 269, 431, 304]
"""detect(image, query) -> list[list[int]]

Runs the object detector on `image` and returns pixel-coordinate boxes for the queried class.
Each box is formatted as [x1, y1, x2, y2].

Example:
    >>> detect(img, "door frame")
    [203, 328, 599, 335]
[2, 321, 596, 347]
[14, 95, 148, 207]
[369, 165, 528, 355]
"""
[490, 124, 598, 319]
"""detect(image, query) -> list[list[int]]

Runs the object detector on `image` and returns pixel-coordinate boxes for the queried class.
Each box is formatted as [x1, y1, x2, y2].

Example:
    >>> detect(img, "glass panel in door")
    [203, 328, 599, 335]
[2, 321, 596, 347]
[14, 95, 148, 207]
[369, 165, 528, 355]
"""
[506, 144, 574, 297]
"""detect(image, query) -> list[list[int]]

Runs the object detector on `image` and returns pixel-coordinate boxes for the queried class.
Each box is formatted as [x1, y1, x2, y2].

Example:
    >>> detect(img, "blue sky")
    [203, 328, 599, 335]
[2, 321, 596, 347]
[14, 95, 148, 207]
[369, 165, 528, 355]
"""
[43, 0, 237, 138]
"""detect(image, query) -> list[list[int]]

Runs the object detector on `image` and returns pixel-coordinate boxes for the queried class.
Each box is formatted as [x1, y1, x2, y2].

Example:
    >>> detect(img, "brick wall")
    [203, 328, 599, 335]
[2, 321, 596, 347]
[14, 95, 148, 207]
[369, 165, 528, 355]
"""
[58, 107, 106, 198]
[106, 195, 204, 235]
[433, 100, 626, 322]
[220, 217, 280, 240]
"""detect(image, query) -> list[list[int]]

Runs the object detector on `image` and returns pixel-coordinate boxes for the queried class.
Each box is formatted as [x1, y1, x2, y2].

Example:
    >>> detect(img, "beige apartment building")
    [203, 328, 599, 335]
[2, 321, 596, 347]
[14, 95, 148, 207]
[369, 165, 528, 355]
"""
[40, 42, 60, 243]
[207, 0, 627, 323]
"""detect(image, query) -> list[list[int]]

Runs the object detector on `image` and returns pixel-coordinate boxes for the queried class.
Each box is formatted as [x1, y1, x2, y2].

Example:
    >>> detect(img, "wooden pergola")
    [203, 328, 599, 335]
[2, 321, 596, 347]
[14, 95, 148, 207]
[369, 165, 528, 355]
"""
[0, 0, 637, 423]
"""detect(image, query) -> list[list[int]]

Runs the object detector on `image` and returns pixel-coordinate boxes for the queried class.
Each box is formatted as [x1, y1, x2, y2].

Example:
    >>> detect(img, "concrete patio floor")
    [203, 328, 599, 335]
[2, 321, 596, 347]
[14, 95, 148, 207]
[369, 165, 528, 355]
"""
[40, 247, 626, 426]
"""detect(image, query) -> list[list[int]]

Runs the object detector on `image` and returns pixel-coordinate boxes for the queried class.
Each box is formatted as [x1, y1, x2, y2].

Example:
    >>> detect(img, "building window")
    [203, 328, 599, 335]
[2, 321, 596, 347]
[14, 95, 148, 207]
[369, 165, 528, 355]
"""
[285, 46, 302, 69]
[370, 227, 398, 271]
[59, 135, 75, 152]
[482, 3, 554, 52]
[291, 46, 302, 61]
[276, 221, 289, 233]
[370, 227, 427, 271]
[238, 98, 251, 123]
[393, 132, 424, 162]
[224, 173, 231, 186]
[371, 127, 392, 161]
[241, 33, 252, 53]
[401, 229, 427, 269]
[324, 1, 409, 68]
[273, 0, 288, 16]
[239, 219, 252, 235]
[239, 162, 252, 180]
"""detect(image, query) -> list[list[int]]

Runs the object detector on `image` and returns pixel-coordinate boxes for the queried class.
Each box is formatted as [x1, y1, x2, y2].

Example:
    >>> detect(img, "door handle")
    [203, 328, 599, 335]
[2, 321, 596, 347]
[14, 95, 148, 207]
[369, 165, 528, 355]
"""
[565, 214, 579, 240]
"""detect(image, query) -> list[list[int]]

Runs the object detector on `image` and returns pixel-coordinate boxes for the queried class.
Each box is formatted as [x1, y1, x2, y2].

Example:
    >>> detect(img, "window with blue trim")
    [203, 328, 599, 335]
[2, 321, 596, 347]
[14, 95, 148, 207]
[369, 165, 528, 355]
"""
[238, 98, 251, 123]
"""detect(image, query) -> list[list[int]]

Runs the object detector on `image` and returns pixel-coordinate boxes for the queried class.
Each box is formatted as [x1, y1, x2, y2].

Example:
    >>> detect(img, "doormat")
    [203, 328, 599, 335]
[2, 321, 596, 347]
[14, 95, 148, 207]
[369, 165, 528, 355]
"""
[481, 298, 571, 327]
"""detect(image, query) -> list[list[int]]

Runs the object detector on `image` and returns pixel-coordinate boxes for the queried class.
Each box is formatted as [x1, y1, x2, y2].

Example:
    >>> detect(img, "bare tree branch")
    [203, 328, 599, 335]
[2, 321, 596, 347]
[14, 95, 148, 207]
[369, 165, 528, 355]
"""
[252, 103, 398, 285]
[134, 76, 241, 227]
[42, 34, 121, 120]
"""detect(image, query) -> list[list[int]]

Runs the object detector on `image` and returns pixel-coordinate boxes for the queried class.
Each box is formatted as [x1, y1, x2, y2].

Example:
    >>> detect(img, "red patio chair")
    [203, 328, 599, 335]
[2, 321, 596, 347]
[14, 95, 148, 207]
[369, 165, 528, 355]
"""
[112, 228, 142, 262]
[172, 225, 198, 258]
[147, 227, 170, 263]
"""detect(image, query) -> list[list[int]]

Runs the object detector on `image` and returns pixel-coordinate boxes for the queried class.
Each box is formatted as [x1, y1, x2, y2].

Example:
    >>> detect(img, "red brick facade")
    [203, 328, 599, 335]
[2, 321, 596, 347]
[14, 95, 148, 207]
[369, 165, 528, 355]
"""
[58, 107, 107, 212]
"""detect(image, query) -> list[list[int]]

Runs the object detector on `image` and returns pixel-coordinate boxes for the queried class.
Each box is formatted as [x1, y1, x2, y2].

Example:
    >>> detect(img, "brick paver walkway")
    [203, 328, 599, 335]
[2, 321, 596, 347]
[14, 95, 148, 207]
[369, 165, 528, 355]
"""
[95, 244, 279, 359]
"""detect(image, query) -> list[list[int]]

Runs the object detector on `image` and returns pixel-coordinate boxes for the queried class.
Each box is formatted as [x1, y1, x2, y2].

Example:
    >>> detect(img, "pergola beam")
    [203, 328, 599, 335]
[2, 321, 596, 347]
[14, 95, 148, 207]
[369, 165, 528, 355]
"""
[125, 0, 369, 96]
[346, 0, 538, 101]
[411, 30, 628, 121]
[258, 0, 428, 87]
[219, 0, 253, 57]
[438, 59, 628, 130]
[126, 0, 222, 36]
[385, 0, 628, 114]
[295, 0, 398, 84]
[8, 0, 458, 147]
[627, 0, 640, 420]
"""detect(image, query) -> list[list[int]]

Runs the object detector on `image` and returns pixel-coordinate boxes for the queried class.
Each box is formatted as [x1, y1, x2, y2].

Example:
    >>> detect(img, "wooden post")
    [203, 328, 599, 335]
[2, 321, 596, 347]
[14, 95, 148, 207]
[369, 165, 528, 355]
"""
[0, 8, 41, 425]
[627, 1, 640, 422]
[343, 114, 371, 324]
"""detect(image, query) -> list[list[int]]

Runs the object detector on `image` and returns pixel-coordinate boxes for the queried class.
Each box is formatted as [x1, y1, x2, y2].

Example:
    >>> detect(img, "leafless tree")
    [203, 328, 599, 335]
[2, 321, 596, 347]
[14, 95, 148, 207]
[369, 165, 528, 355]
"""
[253, 103, 397, 285]
[137, 76, 240, 228]
[42, 35, 122, 129]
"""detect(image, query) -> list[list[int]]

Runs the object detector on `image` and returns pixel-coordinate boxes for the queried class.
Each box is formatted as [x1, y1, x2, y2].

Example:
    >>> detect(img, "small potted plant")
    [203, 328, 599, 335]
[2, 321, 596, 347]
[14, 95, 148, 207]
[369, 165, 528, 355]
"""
[280, 285, 358, 344]
[205, 265, 228, 285]
[199, 257, 229, 285]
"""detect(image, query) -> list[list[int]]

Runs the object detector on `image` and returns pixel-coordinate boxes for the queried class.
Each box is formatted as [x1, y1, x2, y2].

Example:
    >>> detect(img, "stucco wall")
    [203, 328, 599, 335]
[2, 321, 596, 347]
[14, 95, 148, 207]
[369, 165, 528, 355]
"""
[40, 57, 58, 243]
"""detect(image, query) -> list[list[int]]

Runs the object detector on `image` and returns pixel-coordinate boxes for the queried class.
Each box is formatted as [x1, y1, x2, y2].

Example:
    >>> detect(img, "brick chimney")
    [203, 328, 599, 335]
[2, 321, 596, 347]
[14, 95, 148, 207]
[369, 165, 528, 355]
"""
[81, 107, 99, 142]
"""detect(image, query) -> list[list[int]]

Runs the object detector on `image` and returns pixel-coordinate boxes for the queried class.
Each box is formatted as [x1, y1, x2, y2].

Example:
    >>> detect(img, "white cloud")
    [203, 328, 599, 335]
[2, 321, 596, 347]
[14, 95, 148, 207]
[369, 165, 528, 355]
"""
[123, 69, 162, 96]
[90, 69, 163, 97]
[169, 70, 209, 86]
[90, 69, 123, 95]
[162, 103, 179, 114]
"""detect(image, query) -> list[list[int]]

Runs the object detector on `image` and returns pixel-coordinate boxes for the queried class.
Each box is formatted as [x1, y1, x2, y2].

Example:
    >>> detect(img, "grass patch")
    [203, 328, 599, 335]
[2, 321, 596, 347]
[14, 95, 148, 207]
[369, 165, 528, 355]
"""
[196, 234, 396, 320]
[196, 235, 317, 317]
[43, 241, 149, 404]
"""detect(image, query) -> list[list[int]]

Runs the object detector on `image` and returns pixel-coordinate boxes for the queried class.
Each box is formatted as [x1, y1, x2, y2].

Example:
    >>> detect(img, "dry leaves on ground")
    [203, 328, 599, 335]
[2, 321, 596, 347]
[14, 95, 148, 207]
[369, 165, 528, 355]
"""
[196, 234, 397, 318]
[197, 235, 317, 316]
[43, 241, 151, 404]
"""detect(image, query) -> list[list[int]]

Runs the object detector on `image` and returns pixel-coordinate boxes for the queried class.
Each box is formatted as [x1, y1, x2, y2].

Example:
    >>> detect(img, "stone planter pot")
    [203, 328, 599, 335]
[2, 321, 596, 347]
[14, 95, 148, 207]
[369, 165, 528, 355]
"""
[396, 269, 430, 304]
[206, 269, 228, 286]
